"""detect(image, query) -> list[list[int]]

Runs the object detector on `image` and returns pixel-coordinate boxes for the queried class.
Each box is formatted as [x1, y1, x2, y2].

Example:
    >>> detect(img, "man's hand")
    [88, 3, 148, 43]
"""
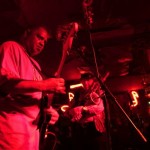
[68, 106, 83, 122]
[44, 106, 59, 125]
[43, 78, 66, 94]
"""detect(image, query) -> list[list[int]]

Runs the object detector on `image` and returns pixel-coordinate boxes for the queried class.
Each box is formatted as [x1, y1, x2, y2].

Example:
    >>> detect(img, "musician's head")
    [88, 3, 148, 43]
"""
[21, 25, 52, 56]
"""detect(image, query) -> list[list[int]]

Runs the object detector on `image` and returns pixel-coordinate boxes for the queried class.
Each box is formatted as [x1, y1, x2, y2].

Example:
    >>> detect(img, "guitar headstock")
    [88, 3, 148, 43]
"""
[56, 22, 78, 43]
[54, 22, 79, 76]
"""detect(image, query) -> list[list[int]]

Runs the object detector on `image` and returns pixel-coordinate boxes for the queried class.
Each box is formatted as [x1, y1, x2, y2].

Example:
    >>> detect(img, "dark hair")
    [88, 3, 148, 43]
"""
[27, 25, 52, 38]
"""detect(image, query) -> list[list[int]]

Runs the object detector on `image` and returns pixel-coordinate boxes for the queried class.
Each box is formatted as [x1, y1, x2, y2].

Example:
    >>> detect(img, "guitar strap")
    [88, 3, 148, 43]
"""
[24, 52, 47, 79]
[22, 48, 51, 128]
[23, 50, 60, 148]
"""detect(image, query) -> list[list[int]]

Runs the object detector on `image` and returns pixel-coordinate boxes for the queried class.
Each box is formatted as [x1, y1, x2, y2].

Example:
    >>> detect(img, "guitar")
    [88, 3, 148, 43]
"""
[39, 22, 79, 149]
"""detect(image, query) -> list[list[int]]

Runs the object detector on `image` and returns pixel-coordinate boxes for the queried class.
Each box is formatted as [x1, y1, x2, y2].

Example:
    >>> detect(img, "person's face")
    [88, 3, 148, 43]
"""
[26, 27, 50, 56]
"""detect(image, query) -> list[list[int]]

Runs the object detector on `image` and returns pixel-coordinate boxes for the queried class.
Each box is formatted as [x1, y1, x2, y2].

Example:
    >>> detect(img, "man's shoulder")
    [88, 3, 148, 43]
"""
[0, 41, 23, 54]
[1, 40, 20, 47]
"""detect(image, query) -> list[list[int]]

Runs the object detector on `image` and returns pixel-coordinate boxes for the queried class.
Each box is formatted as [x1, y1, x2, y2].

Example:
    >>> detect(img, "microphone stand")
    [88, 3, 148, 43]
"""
[76, 30, 148, 150]
[80, 1, 147, 149]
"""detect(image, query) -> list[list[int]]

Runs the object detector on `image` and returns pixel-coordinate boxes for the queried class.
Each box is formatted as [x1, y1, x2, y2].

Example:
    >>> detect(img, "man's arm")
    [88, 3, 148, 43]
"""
[0, 78, 66, 96]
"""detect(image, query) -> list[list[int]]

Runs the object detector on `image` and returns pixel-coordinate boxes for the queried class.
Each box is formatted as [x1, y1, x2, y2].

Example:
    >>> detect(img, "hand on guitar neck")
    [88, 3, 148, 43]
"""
[43, 78, 66, 95]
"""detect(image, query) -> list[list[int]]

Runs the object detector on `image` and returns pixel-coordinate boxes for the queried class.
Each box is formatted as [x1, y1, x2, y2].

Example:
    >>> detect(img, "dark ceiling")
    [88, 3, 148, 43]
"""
[1, 0, 150, 92]
[1, 0, 150, 35]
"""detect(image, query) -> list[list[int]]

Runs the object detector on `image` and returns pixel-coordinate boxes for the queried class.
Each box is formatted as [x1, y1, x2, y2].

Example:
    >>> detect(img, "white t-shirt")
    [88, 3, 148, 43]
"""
[0, 41, 43, 150]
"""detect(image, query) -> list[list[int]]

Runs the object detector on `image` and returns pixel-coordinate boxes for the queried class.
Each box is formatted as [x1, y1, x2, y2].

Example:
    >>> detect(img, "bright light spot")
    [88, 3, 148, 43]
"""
[68, 92, 74, 102]
[70, 83, 83, 89]
[130, 91, 139, 107]
[60, 105, 69, 112]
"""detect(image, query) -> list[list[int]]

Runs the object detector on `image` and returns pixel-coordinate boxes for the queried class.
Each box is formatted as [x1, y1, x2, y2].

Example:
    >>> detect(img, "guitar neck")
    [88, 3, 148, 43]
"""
[55, 22, 78, 77]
